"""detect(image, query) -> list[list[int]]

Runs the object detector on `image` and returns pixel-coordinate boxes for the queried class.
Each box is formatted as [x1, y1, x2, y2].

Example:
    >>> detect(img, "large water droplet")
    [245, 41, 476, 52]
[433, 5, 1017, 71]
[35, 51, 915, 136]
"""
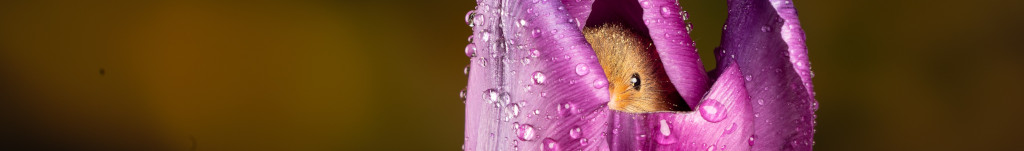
[656, 119, 677, 144]
[542, 138, 559, 151]
[483, 89, 499, 104]
[465, 10, 475, 27]
[659, 119, 671, 136]
[569, 127, 582, 139]
[465, 43, 476, 57]
[518, 124, 536, 141]
[504, 104, 521, 121]
[532, 72, 546, 85]
[699, 99, 727, 123]
[574, 64, 589, 76]
[592, 79, 607, 89]
[660, 6, 674, 17]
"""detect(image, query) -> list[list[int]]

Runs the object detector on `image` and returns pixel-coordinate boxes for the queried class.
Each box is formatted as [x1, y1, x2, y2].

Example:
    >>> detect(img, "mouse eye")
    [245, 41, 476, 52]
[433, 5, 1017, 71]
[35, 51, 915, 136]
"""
[629, 73, 641, 90]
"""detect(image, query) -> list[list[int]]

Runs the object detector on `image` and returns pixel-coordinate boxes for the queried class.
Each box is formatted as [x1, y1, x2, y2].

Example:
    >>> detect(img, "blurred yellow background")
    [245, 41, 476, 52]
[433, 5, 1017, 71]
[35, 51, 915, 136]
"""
[0, 0, 1021, 150]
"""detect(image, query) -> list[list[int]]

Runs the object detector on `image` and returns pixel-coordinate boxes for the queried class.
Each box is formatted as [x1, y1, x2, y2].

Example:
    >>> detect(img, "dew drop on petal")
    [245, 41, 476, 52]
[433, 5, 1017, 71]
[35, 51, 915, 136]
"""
[459, 88, 467, 103]
[542, 138, 559, 151]
[569, 127, 582, 139]
[659, 120, 671, 136]
[518, 124, 536, 141]
[464, 10, 475, 26]
[483, 89, 499, 104]
[748, 135, 757, 146]
[592, 79, 607, 89]
[699, 99, 727, 123]
[532, 71, 546, 85]
[465, 43, 476, 57]
[655, 119, 677, 144]
[574, 64, 589, 76]
[660, 6, 674, 17]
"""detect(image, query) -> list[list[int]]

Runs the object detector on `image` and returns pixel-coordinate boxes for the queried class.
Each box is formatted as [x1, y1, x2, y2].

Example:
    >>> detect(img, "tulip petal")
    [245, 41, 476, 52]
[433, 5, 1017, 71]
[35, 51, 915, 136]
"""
[638, 0, 710, 109]
[716, 0, 817, 150]
[607, 62, 753, 151]
[770, 0, 814, 97]
[561, 0, 596, 30]
[465, 0, 611, 150]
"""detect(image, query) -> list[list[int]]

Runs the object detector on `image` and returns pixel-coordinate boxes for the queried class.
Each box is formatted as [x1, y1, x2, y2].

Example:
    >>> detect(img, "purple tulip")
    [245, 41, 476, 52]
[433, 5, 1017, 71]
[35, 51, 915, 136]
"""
[462, 0, 816, 150]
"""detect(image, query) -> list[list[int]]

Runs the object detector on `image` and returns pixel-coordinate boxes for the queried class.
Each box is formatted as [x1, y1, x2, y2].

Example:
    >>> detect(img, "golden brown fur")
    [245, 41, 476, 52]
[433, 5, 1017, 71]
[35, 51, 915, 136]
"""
[584, 24, 685, 113]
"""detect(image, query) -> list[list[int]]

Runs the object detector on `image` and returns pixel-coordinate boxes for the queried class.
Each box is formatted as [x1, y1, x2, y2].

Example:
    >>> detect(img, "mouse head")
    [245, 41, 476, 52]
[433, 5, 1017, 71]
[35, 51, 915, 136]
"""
[584, 24, 685, 113]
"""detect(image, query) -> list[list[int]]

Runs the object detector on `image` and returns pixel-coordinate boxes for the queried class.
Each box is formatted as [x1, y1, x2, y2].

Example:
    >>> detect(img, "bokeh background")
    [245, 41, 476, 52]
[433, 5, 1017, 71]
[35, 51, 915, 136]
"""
[0, 0, 1021, 150]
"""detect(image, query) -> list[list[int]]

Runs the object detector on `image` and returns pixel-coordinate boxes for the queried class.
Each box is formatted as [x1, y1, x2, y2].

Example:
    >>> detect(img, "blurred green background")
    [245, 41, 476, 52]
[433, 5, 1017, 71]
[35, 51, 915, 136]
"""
[0, 0, 1021, 150]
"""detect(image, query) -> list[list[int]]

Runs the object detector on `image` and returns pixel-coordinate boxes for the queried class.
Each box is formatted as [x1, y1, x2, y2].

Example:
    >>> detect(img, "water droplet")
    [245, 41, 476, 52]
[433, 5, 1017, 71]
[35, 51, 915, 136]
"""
[656, 119, 677, 144]
[686, 23, 693, 34]
[518, 124, 536, 141]
[681, 11, 690, 21]
[532, 72, 546, 85]
[459, 89, 467, 103]
[579, 138, 588, 146]
[532, 29, 541, 38]
[699, 99, 727, 123]
[722, 24, 728, 30]
[465, 43, 476, 57]
[569, 127, 582, 139]
[465, 10, 475, 27]
[757, 99, 765, 105]
[744, 75, 752, 81]
[504, 104, 521, 121]
[659, 119, 671, 136]
[542, 138, 559, 151]
[481, 32, 491, 42]
[519, 19, 528, 27]
[499, 92, 511, 105]
[592, 79, 607, 89]
[706, 144, 716, 151]
[574, 64, 589, 76]
[530, 49, 541, 57]
[748, 135, 757, 146]
[557, 102, 575, 116]
[464, 65, 470, 75]
[761, 25, 771, 32]
[660, 6, 674, 17]
[483, 89, 499, 104]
